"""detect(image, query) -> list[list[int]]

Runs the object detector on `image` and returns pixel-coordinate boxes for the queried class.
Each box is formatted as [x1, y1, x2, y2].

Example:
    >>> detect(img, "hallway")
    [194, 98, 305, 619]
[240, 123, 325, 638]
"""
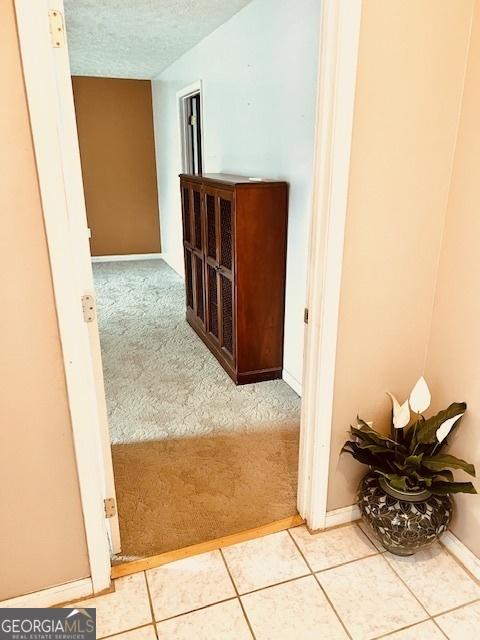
[94, 259, 300, 559]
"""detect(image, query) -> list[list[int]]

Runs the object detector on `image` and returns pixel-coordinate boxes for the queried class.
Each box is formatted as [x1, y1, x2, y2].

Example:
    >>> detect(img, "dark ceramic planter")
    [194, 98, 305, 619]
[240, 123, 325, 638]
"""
[358, 473, 453, 556]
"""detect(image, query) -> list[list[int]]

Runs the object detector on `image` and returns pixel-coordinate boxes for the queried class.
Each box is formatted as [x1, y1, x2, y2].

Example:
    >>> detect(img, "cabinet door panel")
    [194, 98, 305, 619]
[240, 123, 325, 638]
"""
[184, 248, 194, 311]
[193, 253, 205, 325]
[203, 186, 220, 343]
[192, 186, 202, 251]
[181, 184, 192, 246]
[220, 272, 234, 359]
[219, 192, 233, 272]
[205, 191, 217, 261]
[206, 264, 220, 341]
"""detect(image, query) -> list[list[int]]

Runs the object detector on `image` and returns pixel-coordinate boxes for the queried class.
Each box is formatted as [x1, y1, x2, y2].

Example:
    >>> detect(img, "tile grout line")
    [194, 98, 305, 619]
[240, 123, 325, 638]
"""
[431, 618, 450, 639]
[352, 521, 384, 550]
[378, 554, 433, 622]
[357, 523, 480, 625]
[142, 571, 160, 640]
[312, 550, 380, 574]
[286, 528, 354, 640]
[151, 596, 239, 626]
[100, 622, 155, 640]
[219, 548, 257, 640]
[383, 552, 480, 619]
[370, 619, 443, 640]
[227, 572, 312, 597]
[355, 521, 386, 552]
[358, 520, 480, 592]
[431, 596, 480, 619]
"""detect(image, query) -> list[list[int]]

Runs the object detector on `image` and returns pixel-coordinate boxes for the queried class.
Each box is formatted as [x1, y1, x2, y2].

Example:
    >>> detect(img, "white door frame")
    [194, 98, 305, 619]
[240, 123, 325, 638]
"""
[13, 0, 361, 595]
[298, 0, 362, 531]
[176, 80, 206, 174]
[40, 1, 121, 558]
[14, 0, 119, 593]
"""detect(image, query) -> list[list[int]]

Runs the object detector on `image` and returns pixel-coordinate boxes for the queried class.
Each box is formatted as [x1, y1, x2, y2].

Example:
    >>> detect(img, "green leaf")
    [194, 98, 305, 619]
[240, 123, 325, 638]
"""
[351, 425, 397, 448]
[411, 471, 432, 487]
[383, 474, 410, 491]
[392, 453, 423, 472]
[423, 454, 476, 477]
[433, 469, 455, 482]
[414, 467, 455, 483]
[350, 426, 384, 446]
[404, 454, 424, 468]
[357, 442, 394, 455]
[341, 442, 392, 472]
[414, 403, 467, 446]
[350, 423, 408, 456]
[430, 481, 477, 495]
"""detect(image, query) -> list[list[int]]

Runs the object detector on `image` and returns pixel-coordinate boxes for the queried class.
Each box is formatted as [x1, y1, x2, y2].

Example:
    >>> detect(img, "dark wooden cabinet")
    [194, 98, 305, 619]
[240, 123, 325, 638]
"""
[180, 173, 288, 385]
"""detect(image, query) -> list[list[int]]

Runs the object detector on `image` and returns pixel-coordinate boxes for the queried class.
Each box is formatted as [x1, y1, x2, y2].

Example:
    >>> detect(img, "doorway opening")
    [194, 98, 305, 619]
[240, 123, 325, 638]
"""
[64, 1, 316, 562]
[179, 87, 203, 175]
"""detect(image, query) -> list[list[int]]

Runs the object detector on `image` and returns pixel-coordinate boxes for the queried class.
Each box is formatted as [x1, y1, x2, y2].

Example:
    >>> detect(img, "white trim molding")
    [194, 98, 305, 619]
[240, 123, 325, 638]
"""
[161, 252, 185, 279]
[442, 531, 480, 581]
[282, 369, 302, 396]
[176, 80, 205, 174]
[0, 579, 93, 609]
[325, 504, 361, 528]
[92, 253, 163, 263]
[297, 0, 362, 531]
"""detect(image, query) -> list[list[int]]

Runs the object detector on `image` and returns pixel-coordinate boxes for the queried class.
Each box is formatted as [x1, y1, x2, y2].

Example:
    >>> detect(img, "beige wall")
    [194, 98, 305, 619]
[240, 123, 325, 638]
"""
[72, 76, 161, 256]
[424, 1, 480, 557]
[328, 0, 474, 510]
[0, 1, 90, 600]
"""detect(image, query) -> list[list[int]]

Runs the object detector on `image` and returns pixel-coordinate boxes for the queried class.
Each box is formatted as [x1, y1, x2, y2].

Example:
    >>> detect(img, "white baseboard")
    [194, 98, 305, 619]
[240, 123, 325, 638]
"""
[441, 530, 480, 580]
[282, 369, 302, 396]
[325, 504, 361, 528]
[91, 253, 163, 263]
[161, 252, 185, 278]
[0, 578, 93, 609]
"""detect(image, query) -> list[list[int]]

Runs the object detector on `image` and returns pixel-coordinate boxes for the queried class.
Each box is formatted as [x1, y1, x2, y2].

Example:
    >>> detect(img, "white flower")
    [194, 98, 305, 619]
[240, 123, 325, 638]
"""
[436, 413, 464, 443]
[409, 377, 431, 414]
[387, 392, 410, 429]
[387, 392, 400, 414]
[394, 399, 411, 429]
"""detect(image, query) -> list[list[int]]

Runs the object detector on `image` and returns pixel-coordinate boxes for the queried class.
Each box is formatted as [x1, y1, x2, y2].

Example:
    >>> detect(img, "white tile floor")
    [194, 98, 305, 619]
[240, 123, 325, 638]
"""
[66, 523, 480, 640]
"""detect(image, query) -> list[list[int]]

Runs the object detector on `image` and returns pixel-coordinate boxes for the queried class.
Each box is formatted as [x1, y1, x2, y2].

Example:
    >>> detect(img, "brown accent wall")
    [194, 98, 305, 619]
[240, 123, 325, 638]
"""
[327, 0, 474, 511]
[425, 0, 480, 558]
[0, 0, 90, 600]
[72, 76, 161, 256]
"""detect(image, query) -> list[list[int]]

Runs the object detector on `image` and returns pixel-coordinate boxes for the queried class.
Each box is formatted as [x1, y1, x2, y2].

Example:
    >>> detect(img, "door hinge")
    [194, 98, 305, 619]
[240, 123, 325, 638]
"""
[189, 114, 197, 126]
[104, 498, 116, 519]
[304, 307, 309, 324]
[81, 294, 95, 323]
[48, 10, 65, 48]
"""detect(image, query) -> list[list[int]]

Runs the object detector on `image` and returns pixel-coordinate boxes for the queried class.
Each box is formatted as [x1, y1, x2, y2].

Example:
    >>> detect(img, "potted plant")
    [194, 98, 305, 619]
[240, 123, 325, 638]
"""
[342, 377, 477, 556]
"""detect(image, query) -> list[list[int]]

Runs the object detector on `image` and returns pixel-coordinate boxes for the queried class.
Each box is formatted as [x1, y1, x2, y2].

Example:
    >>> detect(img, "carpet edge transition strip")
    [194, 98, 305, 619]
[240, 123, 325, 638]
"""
[111, 514, 305, 579]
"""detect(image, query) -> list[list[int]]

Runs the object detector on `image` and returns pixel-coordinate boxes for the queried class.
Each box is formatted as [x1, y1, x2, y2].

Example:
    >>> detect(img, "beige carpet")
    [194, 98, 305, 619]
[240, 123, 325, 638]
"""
[93, 259, 301, 560]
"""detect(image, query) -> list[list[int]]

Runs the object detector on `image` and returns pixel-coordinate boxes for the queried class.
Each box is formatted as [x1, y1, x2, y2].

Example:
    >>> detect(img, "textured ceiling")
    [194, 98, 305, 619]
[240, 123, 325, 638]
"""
[64, 0, 252, 79]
